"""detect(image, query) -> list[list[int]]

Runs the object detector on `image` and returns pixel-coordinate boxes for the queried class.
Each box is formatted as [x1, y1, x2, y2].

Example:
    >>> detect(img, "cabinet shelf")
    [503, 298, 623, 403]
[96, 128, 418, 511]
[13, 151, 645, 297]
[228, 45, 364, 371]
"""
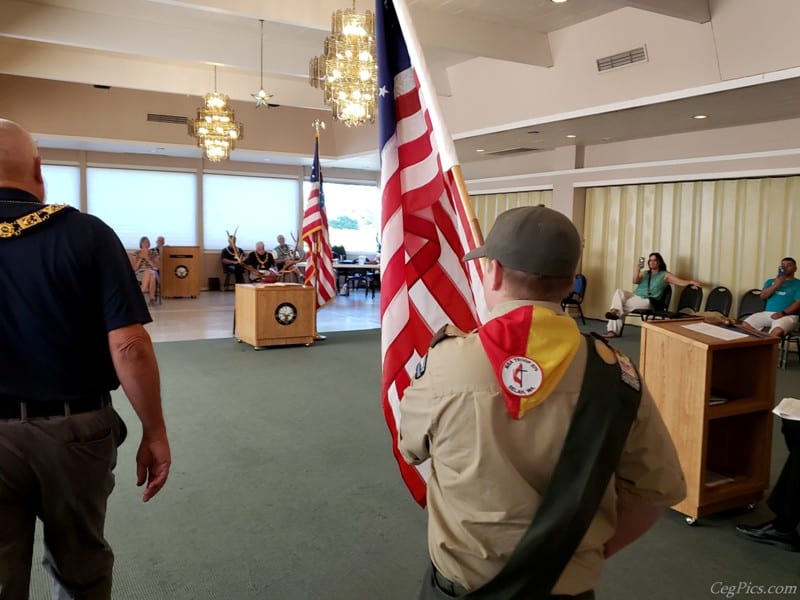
[708, 400, 771, 419]
[640, 319, 778, 520]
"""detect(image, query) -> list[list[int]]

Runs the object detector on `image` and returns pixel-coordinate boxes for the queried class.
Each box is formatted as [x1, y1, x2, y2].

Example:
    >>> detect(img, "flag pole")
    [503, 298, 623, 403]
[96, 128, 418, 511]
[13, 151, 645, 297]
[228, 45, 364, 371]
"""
[391, 0, 484, 249]
[310, 118, 326, 340]
[450, 164, 484, 248]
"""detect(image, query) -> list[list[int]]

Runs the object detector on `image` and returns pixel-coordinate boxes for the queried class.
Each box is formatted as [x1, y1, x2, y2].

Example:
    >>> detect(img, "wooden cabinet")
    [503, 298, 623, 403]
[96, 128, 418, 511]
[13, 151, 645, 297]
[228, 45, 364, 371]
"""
[639, 319, 779, 521]
[160, 245, 201, 298]
[234, 283, 315, 349]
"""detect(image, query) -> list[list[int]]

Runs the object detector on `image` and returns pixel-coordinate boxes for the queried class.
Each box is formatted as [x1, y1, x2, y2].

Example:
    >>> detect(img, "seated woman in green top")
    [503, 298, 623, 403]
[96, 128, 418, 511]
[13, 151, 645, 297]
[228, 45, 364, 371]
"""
[604, 252, 700, 338]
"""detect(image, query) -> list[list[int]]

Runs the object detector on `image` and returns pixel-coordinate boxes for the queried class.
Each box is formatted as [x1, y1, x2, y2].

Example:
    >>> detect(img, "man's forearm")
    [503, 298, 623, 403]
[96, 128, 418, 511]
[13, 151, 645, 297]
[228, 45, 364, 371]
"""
[108, 324, 167, 438]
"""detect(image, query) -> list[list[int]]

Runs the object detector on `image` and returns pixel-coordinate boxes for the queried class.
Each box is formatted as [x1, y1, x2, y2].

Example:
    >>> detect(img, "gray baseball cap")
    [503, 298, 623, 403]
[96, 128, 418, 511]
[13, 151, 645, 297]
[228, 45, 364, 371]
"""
[463, 206, 581, 277]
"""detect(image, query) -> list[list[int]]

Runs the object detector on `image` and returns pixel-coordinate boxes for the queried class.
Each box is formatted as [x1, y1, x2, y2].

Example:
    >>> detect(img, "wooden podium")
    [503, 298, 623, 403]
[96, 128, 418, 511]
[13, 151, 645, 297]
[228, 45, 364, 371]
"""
[234, 283, 315, 349]
[639, 319, 779, 522]
[160, 246, 201, 298]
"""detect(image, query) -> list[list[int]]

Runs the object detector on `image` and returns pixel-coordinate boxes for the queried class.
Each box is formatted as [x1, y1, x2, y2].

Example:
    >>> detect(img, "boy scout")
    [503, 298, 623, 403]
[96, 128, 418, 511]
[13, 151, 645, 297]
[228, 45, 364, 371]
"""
[399, 206, 685, 599]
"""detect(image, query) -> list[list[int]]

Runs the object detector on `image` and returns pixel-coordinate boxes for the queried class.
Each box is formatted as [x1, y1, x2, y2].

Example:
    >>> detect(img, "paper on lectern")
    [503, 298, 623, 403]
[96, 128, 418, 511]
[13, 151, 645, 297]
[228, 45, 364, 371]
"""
[773, 397, 800, 421]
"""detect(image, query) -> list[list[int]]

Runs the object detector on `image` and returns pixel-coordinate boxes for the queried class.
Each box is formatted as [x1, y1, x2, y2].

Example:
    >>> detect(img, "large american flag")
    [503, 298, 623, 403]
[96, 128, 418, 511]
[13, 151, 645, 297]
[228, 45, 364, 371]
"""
[377, 0, 487, 506]
[301, 136, 336, 308]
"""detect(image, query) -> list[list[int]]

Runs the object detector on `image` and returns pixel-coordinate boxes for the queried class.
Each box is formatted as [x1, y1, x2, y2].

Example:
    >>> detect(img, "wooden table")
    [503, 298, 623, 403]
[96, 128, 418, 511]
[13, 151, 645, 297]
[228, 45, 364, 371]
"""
[639, 318, 779, 523]
[297, 262, 380, 296]
[234, 283, 315, 349]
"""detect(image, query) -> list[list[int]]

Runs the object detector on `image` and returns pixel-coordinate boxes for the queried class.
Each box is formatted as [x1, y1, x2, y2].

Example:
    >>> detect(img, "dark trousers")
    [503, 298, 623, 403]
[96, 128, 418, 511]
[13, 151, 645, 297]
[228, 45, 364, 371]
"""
[429, 566, 595, 600]
[0, 406, 126, 600]
[224, 263, 245, 284]
[768, 418, 800, 530]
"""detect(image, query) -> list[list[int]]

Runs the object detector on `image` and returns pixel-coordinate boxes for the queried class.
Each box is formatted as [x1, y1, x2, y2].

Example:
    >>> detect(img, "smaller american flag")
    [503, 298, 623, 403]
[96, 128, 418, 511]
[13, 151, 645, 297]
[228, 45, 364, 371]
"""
[301, 136, 336, 308]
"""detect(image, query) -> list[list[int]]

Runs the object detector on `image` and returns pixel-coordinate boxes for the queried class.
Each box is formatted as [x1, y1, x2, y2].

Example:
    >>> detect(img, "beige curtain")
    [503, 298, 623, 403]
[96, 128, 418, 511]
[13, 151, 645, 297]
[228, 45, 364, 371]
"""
[582, 176, 800, 320]
[470, 190, 552, 237]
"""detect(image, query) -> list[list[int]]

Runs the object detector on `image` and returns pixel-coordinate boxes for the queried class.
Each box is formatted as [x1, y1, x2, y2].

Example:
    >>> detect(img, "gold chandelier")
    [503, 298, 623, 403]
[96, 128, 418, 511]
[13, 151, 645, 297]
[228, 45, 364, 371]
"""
[308, 1, 377, 127]
[188, 66, 244, 162]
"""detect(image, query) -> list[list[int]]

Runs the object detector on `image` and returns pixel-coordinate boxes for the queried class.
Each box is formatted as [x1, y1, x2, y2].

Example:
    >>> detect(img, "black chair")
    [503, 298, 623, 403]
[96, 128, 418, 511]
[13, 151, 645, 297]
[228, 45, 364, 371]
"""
[620, 285, 672, 335]
[662, 285, 703, 319]
[780, 326, 800, 369]
[737, 288, 766, 320]
[561, 274, 587, 325]
[631, 285, 673, 321]
[704, 286, 732, 316]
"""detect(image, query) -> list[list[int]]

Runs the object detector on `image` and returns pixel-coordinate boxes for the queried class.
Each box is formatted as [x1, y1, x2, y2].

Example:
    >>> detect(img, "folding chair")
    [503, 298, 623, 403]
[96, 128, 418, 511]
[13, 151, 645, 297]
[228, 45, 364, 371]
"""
[662, 285, 703, 319]
[704, 286, 732, 316]
[561, 274, 587, 325]
[737, 288, 766, 321]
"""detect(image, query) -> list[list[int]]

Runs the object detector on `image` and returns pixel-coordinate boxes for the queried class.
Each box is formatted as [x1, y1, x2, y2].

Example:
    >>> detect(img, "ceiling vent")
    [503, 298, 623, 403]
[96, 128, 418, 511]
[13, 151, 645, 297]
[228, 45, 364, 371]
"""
[596, 46, 647, 72]
[484, 147, 539, 157]
[147, 113, 188, 125]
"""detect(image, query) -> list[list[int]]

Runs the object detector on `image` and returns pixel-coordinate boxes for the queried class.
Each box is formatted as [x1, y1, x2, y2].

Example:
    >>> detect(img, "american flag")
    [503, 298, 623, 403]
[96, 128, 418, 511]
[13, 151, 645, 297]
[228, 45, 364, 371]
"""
[301, 136, 336, 308]
[377, 0, 487, 506]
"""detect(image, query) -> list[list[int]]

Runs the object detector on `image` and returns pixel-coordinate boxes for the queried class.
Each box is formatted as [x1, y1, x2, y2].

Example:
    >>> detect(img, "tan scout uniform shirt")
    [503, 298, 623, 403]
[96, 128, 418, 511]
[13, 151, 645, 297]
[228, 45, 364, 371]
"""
[399, 300, 686, 595]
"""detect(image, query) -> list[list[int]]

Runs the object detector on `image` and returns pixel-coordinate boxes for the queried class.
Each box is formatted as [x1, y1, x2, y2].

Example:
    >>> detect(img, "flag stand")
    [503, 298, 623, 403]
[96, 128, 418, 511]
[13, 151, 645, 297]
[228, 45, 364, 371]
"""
[303, 118, 330, 342]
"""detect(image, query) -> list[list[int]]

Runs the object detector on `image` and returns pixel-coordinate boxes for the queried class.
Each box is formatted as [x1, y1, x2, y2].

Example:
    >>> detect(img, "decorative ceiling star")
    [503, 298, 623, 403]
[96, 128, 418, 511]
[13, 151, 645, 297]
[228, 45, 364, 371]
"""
[379, 85, 389, 97]
[252, 88, 274, 108]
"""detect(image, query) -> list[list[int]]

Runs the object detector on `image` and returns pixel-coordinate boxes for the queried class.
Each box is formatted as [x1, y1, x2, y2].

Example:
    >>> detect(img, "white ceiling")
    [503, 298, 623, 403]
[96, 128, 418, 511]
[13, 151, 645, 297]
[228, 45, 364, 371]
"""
[6, 0, 798, 172]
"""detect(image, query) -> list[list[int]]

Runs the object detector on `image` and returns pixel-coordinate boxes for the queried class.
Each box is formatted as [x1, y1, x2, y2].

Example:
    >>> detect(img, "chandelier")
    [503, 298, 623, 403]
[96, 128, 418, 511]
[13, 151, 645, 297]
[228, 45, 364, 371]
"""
[188, 66, 244, 162]
[308, 1, 377, 127]
[251, 19, 274, 108]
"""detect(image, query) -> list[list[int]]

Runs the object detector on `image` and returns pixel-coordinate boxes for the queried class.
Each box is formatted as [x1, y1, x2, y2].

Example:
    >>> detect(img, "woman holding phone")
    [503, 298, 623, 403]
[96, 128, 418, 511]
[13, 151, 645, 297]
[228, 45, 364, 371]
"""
[603, 252, 701, 338]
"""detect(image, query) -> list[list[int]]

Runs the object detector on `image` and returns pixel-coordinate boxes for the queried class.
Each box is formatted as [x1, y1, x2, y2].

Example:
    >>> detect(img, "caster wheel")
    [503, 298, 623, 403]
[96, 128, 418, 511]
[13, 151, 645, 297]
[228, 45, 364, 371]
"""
[685, 517, 697, 525]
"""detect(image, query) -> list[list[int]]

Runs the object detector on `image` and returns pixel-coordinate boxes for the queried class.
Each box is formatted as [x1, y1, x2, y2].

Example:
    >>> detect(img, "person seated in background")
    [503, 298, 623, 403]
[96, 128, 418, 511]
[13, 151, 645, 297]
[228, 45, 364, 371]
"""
[736, 416, 800, 551]
[274, 234, 300, 283]
[130, 235, 159, 306]
[151, 235, 165, 284]
[244, 241, 278, 282]
[221, 233, 246, 284]
[604, 252, 701, 338]
[153, 236, 165, 268]
[739, 258, 800, 338]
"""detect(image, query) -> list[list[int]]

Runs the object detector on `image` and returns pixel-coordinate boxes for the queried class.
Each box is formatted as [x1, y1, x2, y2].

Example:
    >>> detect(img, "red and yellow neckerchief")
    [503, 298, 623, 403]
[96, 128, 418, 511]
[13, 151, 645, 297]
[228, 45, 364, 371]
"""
[478, 305, 581, 419]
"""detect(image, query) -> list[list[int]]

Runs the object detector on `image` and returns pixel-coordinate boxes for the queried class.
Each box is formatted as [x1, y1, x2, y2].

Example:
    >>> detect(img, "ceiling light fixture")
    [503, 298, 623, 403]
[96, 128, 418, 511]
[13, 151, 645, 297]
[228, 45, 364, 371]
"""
[476, 149, 485, 153]
[551, 0, 569, 4]
[252, 19, 274, 108]
[188, 65, 244, 162]
[308, 0, 377, 127]
[692, 114, 709, 119]
[565, 134, 577, 138]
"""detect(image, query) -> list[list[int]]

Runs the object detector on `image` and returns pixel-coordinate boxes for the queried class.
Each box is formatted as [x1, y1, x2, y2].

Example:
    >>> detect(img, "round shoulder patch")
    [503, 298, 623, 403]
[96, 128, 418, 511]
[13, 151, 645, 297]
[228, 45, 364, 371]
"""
[593, 339, 618, 365]
[501, 356, 543, 397]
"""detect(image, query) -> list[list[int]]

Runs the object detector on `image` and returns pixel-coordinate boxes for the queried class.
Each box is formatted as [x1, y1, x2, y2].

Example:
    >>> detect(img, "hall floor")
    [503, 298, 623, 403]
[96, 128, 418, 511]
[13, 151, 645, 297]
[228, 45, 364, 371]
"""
[145, 288, 381, 343]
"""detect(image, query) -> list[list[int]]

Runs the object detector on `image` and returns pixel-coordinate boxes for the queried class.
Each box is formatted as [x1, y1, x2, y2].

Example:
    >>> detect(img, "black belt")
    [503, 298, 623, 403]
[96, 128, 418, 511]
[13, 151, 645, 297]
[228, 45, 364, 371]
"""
[0, 392, 111, 420]
[432, 567, 594, 599]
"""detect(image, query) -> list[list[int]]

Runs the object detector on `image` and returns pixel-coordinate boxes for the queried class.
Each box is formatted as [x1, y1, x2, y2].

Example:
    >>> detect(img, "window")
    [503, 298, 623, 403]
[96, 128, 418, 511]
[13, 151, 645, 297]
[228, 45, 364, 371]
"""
[41, 165, 80, 209]
[86, 168, 197, 248]
[302, 181, 380, 257]
[203, 174, 299, 251]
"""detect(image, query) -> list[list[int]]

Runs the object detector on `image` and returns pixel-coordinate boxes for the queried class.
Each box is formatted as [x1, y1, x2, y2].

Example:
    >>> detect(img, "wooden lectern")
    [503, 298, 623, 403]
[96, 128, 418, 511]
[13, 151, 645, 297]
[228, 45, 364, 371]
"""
[161, 246, 201, 298]
[639, 319, 779, 523]
[234, 283, 315, 349]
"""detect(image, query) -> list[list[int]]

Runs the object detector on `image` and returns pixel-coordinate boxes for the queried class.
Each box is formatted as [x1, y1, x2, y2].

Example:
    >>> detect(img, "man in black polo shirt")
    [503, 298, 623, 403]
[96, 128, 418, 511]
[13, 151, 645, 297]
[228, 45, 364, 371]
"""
[0, 119, 171, 598]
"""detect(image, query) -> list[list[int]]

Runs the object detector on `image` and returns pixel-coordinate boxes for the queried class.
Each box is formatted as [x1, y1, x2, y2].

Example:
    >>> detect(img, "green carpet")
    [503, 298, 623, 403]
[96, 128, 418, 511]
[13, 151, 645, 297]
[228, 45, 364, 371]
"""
[27, 327, 798, 599]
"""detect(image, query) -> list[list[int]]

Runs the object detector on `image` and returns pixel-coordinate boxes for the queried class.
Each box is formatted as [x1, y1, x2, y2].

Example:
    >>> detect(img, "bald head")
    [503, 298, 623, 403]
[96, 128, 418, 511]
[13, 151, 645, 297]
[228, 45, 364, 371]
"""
[0, 119, 44, 202]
